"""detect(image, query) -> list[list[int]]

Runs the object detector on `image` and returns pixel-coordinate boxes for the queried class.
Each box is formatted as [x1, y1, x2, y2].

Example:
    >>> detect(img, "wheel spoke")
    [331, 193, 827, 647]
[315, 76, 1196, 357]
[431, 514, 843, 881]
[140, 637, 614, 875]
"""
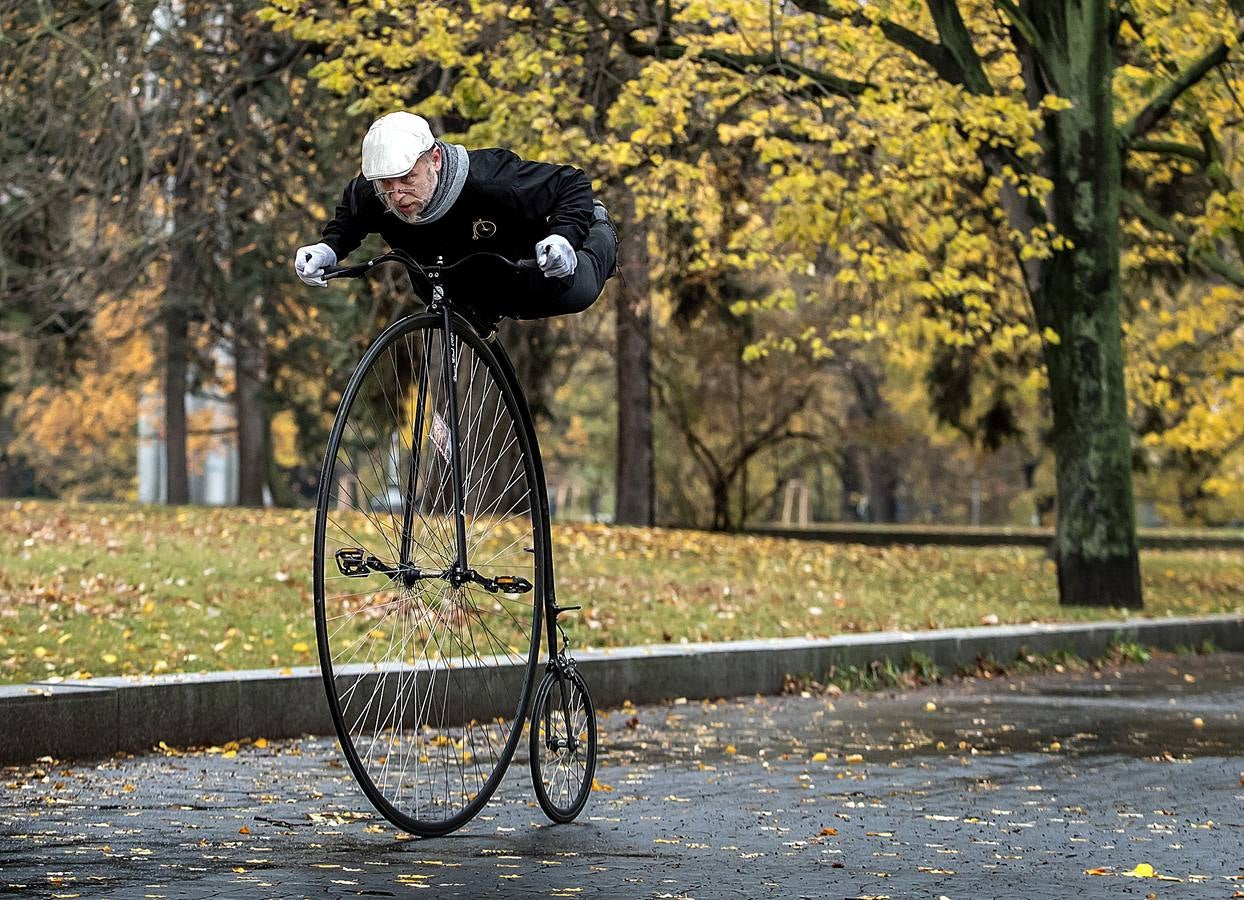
[314, 316, 542, 836]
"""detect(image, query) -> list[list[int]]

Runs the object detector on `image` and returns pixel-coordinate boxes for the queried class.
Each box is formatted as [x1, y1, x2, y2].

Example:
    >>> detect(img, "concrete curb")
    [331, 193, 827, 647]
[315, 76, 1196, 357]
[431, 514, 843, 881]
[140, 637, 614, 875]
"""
[745, 524, 1244, 550]
[2, 613, 1241, 765]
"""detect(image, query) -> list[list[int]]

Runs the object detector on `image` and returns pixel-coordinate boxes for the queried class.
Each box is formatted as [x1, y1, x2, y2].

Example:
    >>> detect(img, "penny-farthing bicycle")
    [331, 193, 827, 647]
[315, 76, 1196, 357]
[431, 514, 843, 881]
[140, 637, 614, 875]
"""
[312, 250, 598, 837]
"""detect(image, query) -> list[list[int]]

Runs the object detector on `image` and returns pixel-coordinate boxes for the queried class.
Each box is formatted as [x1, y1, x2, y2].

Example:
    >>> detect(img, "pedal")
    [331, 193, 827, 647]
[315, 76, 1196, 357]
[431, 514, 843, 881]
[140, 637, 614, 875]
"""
[485, 575, 533, 595]
[335, 547, 370, 578]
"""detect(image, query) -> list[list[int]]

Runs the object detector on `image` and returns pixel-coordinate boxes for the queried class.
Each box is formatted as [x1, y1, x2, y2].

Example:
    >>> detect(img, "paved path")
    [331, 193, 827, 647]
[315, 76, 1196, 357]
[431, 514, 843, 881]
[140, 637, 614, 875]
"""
[2, 654, 1243, 898]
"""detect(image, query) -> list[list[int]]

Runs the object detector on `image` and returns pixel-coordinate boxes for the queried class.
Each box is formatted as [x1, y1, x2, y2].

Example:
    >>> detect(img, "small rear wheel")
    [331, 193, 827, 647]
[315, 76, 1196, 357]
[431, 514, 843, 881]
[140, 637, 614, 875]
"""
[529, 666, 597, 823]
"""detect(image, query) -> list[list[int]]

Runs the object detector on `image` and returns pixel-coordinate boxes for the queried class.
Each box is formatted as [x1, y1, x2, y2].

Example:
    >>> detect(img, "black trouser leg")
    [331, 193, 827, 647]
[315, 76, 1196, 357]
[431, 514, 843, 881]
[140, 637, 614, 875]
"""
[511, 220, 618, 319]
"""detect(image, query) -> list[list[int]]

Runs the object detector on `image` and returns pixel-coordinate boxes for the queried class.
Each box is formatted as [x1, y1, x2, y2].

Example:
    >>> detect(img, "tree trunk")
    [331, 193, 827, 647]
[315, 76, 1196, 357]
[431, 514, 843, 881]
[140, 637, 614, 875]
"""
[0, 395, 15, 497]
[614, 196, 655, 526]
[709, 477, 732, 531]
[837, 447, 867, 521]
[235, 330, 266, 506]
[867, 450, 901, 523]
[263, 413, 298, 507]
[163, 304, 189, 505]
[499, 318, 558, 425]
[1027, 0, 1142, 607]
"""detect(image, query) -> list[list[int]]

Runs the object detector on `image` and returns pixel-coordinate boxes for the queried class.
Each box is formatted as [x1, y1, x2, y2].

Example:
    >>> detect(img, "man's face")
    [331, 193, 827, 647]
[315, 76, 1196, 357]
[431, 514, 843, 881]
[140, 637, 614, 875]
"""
[376, 146, 442, 223]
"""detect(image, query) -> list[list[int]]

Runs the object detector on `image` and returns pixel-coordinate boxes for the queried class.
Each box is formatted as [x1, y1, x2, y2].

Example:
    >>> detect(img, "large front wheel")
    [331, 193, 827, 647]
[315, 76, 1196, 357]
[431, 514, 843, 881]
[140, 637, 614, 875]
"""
[313, 312, 546, 836]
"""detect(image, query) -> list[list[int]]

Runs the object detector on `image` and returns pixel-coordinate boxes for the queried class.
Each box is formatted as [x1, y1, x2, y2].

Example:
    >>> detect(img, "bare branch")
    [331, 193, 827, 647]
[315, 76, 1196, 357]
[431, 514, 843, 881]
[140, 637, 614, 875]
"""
[787, 0, 958, 80]
[1122, 190, 1244, 288]
[1119, 24, 1244, 144]
[1128, 139, 1208, 165]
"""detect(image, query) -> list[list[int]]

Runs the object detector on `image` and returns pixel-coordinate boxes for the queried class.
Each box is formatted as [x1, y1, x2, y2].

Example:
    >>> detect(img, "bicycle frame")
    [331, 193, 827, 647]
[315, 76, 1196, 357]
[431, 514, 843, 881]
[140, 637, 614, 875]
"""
[326, 250, 576, 682]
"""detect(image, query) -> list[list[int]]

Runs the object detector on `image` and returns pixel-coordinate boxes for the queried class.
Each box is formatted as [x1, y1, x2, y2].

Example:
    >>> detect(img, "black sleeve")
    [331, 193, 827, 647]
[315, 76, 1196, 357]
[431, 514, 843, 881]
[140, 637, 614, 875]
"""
[505, 156, 594, 250]
[320, 176, 371, 260]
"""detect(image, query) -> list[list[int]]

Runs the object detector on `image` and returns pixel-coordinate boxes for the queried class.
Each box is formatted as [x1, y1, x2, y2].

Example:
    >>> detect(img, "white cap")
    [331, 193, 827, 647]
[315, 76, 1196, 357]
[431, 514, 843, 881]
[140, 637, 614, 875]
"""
[361, 112, 435, 181]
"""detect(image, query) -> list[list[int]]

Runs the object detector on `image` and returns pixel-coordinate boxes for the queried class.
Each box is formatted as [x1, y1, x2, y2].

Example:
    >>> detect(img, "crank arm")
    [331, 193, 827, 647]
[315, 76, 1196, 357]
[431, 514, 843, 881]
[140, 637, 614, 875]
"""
[335, 547, 445, 586]
[469, 572, 534, 595]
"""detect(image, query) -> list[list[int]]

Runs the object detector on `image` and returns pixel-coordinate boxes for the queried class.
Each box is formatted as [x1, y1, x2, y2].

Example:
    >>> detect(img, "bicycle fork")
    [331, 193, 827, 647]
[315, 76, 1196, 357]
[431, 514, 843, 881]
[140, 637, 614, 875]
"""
[437, 298, 471, 575]
[395, 275, 464, 572]
[393, 271, 469, 577]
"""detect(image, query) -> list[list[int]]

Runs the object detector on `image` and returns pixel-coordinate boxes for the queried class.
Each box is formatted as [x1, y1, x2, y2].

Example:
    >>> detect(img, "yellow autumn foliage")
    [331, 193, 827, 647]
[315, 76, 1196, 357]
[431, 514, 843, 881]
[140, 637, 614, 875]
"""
[259, 0, 1244, 510]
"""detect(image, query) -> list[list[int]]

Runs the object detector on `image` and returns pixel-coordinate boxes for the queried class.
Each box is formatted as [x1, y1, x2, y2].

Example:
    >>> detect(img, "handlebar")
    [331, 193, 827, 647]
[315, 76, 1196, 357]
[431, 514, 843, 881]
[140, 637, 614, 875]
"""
[322, 250, 539, 281]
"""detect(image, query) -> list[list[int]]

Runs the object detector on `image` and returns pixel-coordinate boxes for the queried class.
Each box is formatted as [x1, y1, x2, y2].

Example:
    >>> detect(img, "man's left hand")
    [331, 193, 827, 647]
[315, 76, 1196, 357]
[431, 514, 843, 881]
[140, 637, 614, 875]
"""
[535, 235, 577, 279]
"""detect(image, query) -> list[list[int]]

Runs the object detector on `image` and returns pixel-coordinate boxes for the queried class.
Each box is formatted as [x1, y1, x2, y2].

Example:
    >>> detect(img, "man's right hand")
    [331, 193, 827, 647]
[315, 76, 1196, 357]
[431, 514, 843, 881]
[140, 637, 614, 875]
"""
[295, 242, 337, 287]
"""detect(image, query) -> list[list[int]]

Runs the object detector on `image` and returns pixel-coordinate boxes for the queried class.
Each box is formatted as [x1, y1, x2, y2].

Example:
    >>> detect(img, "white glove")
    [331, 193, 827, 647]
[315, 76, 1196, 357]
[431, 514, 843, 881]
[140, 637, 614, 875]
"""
[535, 234, 577, 279]
[295, 242, 337, 287]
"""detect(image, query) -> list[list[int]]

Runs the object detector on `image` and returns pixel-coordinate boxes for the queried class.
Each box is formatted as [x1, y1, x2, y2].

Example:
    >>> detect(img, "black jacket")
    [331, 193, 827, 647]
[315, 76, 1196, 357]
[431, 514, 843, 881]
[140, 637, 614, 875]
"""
[320, 148, 594, 308]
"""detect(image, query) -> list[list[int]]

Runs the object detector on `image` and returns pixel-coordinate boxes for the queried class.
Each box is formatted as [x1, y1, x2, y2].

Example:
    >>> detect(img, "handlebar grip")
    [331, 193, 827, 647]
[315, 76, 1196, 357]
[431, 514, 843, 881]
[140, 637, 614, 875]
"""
[322, 262, 375, 280]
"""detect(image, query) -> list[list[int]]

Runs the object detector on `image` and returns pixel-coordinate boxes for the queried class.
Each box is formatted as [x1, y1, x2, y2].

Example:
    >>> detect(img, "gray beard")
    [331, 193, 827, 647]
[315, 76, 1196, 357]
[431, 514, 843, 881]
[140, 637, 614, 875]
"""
[380, 192, 424, 224]
[375, 141, 468, 226]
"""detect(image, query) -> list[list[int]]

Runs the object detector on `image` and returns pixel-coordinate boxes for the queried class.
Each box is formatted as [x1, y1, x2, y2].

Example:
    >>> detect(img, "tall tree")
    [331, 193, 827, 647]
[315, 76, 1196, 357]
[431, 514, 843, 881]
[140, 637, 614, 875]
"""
[260, 0, 667, 523]
[615, 194, 656, 525]
[575, 0, 1244, 607]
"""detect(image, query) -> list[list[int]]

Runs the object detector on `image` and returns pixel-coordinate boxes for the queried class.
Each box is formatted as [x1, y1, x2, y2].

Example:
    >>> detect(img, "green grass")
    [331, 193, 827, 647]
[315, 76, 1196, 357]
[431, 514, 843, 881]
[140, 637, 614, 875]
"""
[1, 500, 1241, 684]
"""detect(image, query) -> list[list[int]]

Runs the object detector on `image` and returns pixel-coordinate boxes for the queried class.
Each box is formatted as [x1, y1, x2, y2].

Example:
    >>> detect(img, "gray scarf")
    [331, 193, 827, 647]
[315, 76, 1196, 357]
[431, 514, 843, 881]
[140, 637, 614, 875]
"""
[414, 140, 468, 224]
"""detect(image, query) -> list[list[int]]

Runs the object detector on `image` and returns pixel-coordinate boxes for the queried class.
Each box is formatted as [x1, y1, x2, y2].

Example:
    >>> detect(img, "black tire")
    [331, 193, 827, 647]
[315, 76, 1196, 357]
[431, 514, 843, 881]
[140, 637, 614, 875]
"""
[313, 312, 546, 837]
[529, 666, 597, 823]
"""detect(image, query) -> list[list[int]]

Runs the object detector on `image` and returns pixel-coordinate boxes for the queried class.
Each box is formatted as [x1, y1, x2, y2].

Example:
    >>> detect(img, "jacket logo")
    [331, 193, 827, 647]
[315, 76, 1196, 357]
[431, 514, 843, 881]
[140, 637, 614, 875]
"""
[472, 219, 497, 240]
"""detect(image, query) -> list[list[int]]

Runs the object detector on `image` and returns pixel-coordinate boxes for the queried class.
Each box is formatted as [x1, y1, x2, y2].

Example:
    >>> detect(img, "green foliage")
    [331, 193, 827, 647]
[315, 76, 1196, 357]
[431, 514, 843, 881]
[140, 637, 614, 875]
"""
[1107, 640, 1153, 665]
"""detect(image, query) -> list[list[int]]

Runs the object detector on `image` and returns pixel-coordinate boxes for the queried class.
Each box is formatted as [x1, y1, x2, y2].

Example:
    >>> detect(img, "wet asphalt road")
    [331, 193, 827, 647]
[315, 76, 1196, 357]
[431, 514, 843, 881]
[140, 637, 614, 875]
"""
[2, 653, 1243, 899]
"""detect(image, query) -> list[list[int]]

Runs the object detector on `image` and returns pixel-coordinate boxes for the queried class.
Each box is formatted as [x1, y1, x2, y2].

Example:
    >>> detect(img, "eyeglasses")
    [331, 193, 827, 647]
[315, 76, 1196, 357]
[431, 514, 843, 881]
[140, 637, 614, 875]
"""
[376, 149, 435, 195]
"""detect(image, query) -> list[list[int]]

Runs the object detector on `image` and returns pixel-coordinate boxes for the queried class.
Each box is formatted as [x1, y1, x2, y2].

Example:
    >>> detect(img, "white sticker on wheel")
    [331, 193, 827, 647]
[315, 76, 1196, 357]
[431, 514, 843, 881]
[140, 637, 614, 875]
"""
[430, 411, 452, 464]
